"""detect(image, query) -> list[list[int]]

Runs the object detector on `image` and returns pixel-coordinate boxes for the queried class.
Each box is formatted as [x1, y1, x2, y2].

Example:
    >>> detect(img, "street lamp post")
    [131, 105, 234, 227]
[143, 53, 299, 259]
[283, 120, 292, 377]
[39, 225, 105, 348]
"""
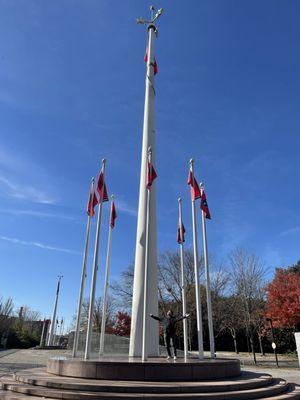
[266, 318, 279, 367]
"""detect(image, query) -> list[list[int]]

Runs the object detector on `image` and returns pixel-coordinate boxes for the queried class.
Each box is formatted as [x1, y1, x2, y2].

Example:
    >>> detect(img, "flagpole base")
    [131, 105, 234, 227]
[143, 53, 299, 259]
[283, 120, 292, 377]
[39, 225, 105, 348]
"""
[47, 357, 241, 381]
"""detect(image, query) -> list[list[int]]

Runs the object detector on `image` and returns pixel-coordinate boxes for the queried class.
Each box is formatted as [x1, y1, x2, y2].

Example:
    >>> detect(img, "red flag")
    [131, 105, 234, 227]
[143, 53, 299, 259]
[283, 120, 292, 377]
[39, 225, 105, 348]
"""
[110, 200, 117, 229]
[144, 47, 158, 75]
[146, 160, 157, 189]
[97, 171, 108, 202]
[87, 184, 98, 217]
[187, 170, 201, 201]
[200, 190, 211, 219]
[177, 220, 186, 244]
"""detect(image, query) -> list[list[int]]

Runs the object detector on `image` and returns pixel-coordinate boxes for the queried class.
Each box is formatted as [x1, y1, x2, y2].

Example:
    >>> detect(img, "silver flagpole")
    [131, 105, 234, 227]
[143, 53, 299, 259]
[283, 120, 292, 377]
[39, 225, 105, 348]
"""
[189, 159, 204, 359]
[84, 159, 107, 360]
[47, 275, 62, 346]
[142, 147, 152, 362]
[178, 197, 188, 361]
[72, 178, 94, 358]
[99, 194, 115, 356]
[130, 6, 163, 358]
[200, 183, 215, 358]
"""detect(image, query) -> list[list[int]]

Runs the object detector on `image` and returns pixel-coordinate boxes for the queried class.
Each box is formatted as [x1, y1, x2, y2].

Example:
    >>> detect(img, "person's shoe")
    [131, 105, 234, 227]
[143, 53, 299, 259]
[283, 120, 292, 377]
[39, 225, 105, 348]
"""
[174, 356, 177, 360]
[166, 356, 170, 360]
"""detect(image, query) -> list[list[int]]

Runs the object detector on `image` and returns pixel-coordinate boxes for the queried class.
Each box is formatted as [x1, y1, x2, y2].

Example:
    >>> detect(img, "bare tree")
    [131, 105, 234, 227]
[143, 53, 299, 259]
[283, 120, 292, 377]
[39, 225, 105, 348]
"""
[0, 297, 14, 344]
[216, 295, 244, 353]
[110, 265, 134, 311]
[76, 296, 117, 333]
[228, 248, 266, 363]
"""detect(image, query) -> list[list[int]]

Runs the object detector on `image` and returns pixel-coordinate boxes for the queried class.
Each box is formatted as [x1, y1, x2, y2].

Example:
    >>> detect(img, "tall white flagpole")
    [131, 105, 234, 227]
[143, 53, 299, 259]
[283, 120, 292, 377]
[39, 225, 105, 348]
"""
[189, 159, 204, 359]
[142, 147, 152, 362]
[72, 178, 94, 358]
[130, 6, 163, 357]
[85, 159, 107, 360]
[200, 183, 215, 358]
[178, 197, 188, 361]
[99, 194, 115, 356]
[47, 275, 62, 346]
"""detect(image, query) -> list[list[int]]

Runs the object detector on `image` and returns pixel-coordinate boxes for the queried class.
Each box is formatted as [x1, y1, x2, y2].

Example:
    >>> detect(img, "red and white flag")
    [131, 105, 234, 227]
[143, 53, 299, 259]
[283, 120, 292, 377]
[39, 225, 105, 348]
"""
[177, 219, 186, 244]
[87, 183, 98, 217]
[200, 190, 211, 220]
[187, 169, 201, 201]
[144, 47, 158, 75]
[97, 171, 108, 202]
[146, 160, 157, 189]
[110, 200, 117, 229]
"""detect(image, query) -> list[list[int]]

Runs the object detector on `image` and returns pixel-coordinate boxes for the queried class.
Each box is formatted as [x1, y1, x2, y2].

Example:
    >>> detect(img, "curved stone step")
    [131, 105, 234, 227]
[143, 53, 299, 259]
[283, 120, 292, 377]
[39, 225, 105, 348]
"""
[14, 368, 274, 394]
[6, 379, 290, 400]
[262, 384, 300, 399]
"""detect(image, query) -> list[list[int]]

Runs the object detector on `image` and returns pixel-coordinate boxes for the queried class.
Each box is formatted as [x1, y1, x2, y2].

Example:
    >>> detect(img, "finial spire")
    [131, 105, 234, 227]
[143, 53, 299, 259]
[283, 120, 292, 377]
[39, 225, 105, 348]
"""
[136, 6, 163, 25]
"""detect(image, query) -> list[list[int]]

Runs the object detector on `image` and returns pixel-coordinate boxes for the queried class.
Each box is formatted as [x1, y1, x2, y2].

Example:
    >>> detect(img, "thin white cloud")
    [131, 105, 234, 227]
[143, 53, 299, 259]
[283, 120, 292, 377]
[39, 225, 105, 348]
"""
[116, 199, 137, 217]
[0, 235, 80, 255]
[0, 146, 58, 205]
[0, 208, 75, 221]
[0, 174, 56, 204]
[278, 226, 300, 237]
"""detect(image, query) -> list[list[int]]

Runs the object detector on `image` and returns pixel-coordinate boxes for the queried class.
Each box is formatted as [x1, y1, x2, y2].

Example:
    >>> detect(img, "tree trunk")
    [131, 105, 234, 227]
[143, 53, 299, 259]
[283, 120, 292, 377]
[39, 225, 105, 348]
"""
[233, 335, 239, 354]
[257, 331, 265, 356]
[230, 328, 239, 354]
[249, 333, 257, 364]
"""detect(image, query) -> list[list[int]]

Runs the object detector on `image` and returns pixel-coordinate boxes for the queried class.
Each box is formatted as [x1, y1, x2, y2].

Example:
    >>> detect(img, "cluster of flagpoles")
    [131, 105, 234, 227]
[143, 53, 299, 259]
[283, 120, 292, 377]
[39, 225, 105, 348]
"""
[71, 5, 215, 360]
[69, 143, 215, 361]
[72, 154, 214, 360]
[139, 151, 215, 361]
[72, 159, 117, 359]
[185, 159, 215, 359]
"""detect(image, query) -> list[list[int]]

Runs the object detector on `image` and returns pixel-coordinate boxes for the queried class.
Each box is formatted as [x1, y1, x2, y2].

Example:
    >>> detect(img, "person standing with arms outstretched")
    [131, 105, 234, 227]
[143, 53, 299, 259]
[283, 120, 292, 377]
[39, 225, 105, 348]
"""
[150, 310, 189, 360]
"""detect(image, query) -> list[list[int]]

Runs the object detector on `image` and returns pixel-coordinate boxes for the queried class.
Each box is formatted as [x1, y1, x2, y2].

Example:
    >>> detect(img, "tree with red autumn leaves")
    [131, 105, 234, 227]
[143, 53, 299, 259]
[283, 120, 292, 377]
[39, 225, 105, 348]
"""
[112, 312, 131, 336]
[265, 267, 300, 330]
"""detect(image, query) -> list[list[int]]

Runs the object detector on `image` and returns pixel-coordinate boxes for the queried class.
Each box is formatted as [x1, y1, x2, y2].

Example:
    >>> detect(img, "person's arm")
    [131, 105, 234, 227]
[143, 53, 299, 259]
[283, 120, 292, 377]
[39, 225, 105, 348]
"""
[175, 313, 190, 322]
[150, 314, 161, 322]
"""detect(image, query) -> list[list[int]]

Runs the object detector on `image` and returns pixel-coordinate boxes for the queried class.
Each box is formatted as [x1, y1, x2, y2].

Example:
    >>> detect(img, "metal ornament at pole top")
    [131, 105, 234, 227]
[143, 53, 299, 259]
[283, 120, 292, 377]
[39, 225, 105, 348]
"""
[136, 5, 163, 27]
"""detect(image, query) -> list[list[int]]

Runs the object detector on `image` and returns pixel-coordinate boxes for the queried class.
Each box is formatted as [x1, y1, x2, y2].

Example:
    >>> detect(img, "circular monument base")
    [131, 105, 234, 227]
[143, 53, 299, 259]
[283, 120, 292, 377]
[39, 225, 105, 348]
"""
[47, 356, 241, 381]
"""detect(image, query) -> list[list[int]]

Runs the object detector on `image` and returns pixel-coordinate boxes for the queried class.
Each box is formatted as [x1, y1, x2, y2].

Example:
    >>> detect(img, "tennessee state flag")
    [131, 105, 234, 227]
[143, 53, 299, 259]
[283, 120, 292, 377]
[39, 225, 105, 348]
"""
[87, 183, 98, 217]
[146, 160, 157, 189]
[97, 171, 108, 202]
[144, 47, 158, 75]
[177, 220, 186, 244]
[200, 190, 211, 219]
[110, 200, 117, 229]
[187, 170, 201, 201]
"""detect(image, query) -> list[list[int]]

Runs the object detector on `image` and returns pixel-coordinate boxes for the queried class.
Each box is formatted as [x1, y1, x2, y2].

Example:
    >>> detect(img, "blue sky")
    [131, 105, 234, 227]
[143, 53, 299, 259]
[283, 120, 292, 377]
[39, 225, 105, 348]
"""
[0, 0, 299, 330]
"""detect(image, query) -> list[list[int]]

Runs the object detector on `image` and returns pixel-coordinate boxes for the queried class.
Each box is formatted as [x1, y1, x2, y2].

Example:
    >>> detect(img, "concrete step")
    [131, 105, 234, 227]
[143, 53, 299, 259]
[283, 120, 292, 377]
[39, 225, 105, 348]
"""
[14, 368, 274, 394]
[1, 370, 300, 400]
[5, 379, 291, 399]
[1, 385, 299, 399]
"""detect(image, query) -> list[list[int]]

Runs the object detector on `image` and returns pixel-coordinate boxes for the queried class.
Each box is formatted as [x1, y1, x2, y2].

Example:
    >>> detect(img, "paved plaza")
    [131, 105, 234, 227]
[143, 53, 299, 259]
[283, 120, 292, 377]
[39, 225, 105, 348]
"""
[0, 349, 299, 385]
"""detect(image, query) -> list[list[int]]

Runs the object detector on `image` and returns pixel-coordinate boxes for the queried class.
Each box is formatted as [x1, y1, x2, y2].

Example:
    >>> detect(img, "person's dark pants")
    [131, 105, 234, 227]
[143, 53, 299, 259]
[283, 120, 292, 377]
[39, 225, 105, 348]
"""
[165, 334, 177, 357]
